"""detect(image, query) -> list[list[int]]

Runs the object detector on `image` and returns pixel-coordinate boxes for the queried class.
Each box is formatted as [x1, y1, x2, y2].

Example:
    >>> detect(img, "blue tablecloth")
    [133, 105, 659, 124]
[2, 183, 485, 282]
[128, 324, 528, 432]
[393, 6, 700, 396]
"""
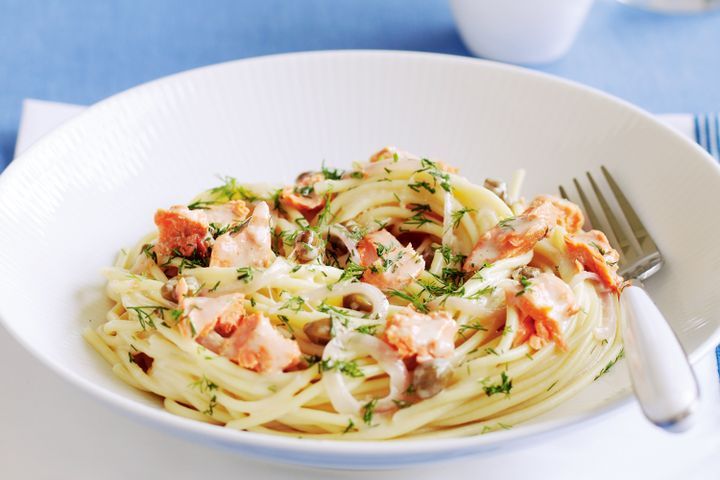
[1, 0, 720, 170]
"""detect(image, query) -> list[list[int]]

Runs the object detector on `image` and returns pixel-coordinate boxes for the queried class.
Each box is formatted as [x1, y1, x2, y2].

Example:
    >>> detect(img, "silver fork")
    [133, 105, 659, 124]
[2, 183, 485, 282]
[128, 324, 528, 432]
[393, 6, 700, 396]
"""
[559, 167, 699, 432]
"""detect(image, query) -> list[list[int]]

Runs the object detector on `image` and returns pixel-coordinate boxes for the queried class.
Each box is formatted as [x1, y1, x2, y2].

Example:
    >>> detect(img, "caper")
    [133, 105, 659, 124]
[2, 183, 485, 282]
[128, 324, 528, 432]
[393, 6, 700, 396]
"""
[343, 293, 373, 313]
[303, 318, 333, 345]
[412, 358, 453, 399]
[162, 265, 179, 279]
[511, 266, 541, 282]
[295, 171, 317, 184]
[483, 178, 507, 202]
[293, 229, 321, 263]
[160, 275, 200, 303]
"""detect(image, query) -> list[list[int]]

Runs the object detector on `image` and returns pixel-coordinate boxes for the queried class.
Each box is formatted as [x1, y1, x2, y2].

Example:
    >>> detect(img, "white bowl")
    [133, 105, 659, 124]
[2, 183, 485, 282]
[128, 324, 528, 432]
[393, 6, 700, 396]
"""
[0, 51, 719, 470]
[449, 0, 594, 64]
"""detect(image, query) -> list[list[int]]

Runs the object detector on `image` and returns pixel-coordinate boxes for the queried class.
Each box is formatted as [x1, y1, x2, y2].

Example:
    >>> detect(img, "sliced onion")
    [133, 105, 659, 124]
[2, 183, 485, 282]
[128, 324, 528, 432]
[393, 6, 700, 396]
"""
[595, 292, 617, 341]
[322, 332, 409, 414]
[244, 257, 291, 291]
[569, 271, 602, 289]
[440, 296, 499, 318]
[303, 282, 389, 320]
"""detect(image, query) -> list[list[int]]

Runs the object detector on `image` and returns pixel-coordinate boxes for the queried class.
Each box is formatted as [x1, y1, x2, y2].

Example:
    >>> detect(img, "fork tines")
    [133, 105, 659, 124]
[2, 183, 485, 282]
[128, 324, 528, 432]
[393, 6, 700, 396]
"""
[559, 167, 663, 281]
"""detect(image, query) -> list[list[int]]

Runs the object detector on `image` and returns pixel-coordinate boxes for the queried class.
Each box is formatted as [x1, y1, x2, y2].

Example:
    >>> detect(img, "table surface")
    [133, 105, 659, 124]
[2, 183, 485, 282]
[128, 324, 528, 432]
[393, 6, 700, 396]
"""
[2, 1, 720, 478]
[2, 0, 720, 171]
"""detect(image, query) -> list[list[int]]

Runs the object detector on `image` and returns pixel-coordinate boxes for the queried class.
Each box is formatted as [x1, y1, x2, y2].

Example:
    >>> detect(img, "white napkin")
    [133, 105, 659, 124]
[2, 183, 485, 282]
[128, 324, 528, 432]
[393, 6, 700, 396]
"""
[5, 99, 720, 480]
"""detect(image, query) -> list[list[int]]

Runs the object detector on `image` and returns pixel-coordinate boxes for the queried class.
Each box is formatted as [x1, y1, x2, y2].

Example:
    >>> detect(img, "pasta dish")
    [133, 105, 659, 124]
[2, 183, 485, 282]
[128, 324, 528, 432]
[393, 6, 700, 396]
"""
[85, 147, 625, 440]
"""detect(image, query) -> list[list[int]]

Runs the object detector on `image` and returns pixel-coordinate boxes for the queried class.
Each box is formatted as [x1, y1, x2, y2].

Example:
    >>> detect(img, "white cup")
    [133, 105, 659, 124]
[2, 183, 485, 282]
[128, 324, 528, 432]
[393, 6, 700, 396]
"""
[449, 0, 595, 64]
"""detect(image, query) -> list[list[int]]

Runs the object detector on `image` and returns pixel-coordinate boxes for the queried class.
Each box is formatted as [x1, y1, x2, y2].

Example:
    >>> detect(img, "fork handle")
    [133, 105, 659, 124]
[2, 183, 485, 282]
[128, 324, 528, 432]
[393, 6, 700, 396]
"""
[620, 284, 700, 432]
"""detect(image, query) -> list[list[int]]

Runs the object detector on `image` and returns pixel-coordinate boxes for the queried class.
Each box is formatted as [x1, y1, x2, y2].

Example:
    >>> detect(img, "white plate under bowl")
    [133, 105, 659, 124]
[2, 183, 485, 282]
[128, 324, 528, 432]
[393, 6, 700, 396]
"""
[0, 51, 719, 470]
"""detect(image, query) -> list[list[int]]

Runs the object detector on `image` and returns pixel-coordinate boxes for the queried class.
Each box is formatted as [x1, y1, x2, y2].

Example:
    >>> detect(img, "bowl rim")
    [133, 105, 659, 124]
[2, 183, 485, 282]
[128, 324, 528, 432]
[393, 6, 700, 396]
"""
[2, 49, 719, 461]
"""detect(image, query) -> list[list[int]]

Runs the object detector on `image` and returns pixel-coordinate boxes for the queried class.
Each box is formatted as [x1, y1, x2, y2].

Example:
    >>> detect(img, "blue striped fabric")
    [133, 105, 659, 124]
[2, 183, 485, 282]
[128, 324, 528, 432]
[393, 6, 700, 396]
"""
[693, 113, 720, 378]
[694, 113, 720, 161]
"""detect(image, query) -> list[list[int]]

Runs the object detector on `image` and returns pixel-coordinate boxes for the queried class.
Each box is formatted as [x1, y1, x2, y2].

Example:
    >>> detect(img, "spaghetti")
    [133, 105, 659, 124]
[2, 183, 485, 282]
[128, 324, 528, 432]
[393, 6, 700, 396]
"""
[85, 147, 624, 440]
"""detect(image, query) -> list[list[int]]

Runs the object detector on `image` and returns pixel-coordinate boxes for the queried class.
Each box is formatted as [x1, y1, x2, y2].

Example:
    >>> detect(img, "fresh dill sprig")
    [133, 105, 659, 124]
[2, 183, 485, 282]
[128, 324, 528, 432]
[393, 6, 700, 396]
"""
[482, 371, 513, 397]
[451, 207, 476, 229]
[594, 348, 625, 381]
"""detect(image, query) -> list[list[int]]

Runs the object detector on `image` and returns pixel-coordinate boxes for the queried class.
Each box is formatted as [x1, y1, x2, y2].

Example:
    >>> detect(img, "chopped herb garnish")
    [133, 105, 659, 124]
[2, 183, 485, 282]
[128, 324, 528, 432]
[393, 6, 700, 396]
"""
[277, 314, 294, 334]
[236, 267, 254, 282]
[388, 289, 428, 313]
[516, 275, 532, 296]
[204, 394, 218, 416]
[208, 281, 221, 293]
[403, 212, 436, 228]
[141, 243, 157, 263]
[321, 162, 344, 180]
[355, 324, 380, 335]
[408, 180, 436, 194]
[270, 188, 285, 213]
[594, 348, 625, 380]
[282, 296, 306, 312]
[409, 203, 432, 213]
[127, 305, 168, 330]
[294, 184, 314, 197]
[467, 285, 495, 300]
[320, 358, 364, 378]
[458, 321, 488, 337]
[187, 199, 216, 210]
[315, 192, 334, 227]
[209, 176, 259, 202]
[339, 262, 366, 283]
[189, 375, 218, 393]
[482, 371, 513, 397]
[415, 158, 452, 193]
[590, 241, 607, 256]
[362, 398, 378, 425]
[497, 216, 517, 230]
[343, 419, 355, 434]
[436, 245, 466, 266]
[169, 308, 183, 323]
[451, 207, 476, 229]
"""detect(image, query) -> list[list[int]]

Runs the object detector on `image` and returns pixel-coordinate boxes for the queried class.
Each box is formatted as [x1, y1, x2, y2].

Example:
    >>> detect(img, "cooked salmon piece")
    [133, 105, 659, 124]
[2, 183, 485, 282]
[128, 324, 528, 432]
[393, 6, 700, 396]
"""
[279, 172, 326, 215]
[384, 307, 457, 362]
[464, 216, 548, 271]
[368, 146, 458, 173]
[464, 195, 585, 271]
[525, 195, 584, 233]
[180, 295, 300, 373]
[565, 230, 623, 291]
[507, 272, 579, 350]
[220, 312, 302, 373]
[204, 200, 250, 226]
[369, 146, 399, 163]
[154, 206, 209, 258]
[180, 293, 245, 344]
[357, 230, 425, 290]
[209, 202, 276, 268]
